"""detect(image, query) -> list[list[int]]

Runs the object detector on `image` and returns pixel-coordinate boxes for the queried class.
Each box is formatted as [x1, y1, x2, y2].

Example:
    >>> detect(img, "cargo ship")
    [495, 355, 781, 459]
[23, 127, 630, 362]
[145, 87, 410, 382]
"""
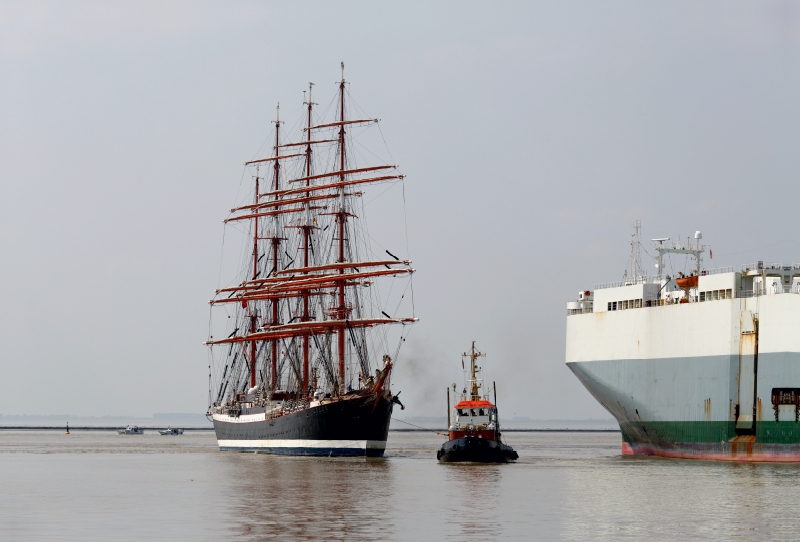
[437, 342, 518, 463]
[566, 221, 800, 461]
[204, 65, 416, 456]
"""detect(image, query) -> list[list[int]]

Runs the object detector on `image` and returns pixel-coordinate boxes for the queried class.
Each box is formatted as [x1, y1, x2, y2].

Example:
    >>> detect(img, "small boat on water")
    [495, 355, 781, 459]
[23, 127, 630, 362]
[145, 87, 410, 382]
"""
[437, 342, 518, 463]
[117, 425, 145, 435]
[158, 427, 184, 435]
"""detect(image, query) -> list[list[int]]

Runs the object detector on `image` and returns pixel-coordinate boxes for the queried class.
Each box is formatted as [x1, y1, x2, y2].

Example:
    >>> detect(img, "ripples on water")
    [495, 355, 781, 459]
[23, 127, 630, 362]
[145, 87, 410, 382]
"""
[2, 430, 800, 540]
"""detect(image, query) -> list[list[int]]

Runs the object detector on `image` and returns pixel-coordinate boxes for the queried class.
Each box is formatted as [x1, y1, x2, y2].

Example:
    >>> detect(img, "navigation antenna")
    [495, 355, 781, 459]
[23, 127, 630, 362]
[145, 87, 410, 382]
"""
[462, 341, 485, 401]
[626, 219, 644, 284]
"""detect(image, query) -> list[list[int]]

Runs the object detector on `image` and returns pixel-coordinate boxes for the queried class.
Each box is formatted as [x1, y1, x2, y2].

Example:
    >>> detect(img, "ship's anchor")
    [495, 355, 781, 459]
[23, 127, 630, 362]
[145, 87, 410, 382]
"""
[392, 392, 405, 410]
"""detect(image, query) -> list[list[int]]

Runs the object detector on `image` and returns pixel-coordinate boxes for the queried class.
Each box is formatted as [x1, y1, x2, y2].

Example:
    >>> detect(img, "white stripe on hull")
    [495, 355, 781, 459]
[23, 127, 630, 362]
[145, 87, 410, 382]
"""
[217, 439, 386, 451]
[212, 412, 268, 423]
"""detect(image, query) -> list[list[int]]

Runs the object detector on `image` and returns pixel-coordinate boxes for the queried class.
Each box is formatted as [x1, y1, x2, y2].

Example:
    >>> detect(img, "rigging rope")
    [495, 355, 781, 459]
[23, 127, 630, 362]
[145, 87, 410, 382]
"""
[390, 417, 447, 436]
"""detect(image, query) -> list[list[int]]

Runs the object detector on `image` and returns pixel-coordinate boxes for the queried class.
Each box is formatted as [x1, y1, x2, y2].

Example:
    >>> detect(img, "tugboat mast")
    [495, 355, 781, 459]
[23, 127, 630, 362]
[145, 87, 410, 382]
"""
[463, 341, 485, 401]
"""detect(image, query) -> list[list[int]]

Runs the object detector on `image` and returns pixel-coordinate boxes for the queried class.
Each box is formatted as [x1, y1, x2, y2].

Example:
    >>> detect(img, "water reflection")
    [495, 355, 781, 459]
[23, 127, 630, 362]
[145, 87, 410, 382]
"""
[441, 464, 504, 539]
[8, 431, 800, 540]
[563, 456, 800, 541]
[217, 454, 396, 540]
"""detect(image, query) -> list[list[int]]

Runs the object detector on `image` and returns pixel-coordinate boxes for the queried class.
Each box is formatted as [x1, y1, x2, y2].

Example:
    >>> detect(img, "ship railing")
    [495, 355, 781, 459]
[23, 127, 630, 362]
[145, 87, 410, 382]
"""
[700, 266, 735, 276]
[593, 277, 657, 290]
[595, 268, 735, 290]
[568, 285, 800, 315]
[595, 264, 800, 291]
[740, 262, 800, 273]
[738, 285, 800, 298]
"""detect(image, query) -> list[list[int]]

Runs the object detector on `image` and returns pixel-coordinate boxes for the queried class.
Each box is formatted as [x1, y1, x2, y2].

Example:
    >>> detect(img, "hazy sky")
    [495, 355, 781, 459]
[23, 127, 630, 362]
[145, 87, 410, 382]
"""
[2, 1, 800, 419]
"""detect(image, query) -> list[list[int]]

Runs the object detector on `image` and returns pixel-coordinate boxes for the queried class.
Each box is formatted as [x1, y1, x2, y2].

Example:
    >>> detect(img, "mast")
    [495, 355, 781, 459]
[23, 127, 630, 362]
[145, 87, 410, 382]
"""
[446, 387, 451, 428]
[627, 219, 643, 284]
[302, 83, 315, 398]
[248, 158, 260, 389]
[337, 62, 347, 395]
[270, 104, 282, 392]
[463, 341, 485, 401]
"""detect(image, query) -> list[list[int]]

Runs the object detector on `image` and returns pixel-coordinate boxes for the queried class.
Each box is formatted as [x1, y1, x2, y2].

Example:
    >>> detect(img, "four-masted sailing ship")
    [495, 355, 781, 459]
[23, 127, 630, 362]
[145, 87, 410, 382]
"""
[205, 65, 416, 456]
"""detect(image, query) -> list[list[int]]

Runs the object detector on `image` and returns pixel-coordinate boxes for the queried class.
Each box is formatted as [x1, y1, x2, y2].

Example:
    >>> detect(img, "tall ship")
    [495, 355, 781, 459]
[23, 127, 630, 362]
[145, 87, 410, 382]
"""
[205, 65, 416, 456]
[567, 221, 800, 461]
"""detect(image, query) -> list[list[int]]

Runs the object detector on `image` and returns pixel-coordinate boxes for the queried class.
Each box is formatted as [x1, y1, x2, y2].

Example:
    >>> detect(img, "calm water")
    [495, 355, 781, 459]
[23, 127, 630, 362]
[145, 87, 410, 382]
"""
[2, 430, 800, 540]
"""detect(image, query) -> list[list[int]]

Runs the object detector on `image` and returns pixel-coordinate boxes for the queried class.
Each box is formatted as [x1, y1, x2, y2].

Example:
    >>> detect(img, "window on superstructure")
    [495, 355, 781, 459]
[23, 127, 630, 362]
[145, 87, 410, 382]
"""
[479, 409, 485, 416]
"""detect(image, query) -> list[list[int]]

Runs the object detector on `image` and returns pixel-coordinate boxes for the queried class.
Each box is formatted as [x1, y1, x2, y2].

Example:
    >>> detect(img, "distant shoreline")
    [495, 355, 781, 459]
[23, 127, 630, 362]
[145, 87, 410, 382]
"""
[0, 426, 215, 431]
[0, 426, 619, 433]
[389, 429, 619, 433]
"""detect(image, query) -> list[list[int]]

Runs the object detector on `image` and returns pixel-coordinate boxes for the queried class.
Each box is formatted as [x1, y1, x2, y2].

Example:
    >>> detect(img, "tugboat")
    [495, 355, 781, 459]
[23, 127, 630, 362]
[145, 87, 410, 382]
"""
[437, 342, 518, 463]
[117, 425, 145, 435]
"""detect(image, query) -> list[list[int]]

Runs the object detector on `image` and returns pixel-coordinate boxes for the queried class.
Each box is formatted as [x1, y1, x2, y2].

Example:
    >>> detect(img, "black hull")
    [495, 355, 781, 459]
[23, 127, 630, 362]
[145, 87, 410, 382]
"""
[213, 393, 393, 457]
[437, 436, 519, 463]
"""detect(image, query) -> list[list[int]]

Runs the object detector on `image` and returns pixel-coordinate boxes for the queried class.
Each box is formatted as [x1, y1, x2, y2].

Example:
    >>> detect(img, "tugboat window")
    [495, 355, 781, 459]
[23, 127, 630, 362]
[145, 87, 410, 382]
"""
[479, 409, 485, 416]
[470, 409, 477, 416]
